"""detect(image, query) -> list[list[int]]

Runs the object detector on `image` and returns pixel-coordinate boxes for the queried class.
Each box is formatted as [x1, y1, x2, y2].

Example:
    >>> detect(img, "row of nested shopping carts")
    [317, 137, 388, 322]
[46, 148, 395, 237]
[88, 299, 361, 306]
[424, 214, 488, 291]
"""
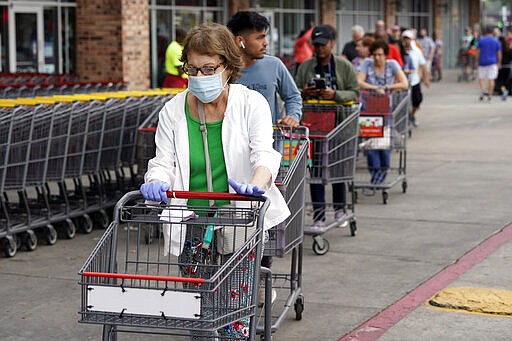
[0, 90, 173, 258]
[0, 72, 127, 98]
[77, 89, 410, 340]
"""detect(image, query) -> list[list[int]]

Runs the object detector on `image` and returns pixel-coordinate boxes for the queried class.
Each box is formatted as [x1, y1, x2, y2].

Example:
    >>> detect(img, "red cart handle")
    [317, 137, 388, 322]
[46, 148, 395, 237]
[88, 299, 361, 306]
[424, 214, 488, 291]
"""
[82, 271, 205, 284]
[166, 190, 264, 201]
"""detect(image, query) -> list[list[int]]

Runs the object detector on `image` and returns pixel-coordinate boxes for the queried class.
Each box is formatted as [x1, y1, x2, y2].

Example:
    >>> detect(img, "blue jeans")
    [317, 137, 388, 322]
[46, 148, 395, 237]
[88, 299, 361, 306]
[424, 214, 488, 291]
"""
[310, 183, 345, 222]
[367, 149, 390, 184]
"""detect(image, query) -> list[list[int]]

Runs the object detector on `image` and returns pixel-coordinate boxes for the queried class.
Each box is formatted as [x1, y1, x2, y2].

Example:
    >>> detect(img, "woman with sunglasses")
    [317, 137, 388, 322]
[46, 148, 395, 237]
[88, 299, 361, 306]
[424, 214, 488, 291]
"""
[140, 22, 290, 339]
[357, 39, 408, 184]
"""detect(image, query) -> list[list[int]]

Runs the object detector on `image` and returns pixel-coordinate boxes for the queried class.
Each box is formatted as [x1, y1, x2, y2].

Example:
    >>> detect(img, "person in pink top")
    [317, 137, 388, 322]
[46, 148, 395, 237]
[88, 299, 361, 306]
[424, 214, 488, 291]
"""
[294, 26, 314, 74]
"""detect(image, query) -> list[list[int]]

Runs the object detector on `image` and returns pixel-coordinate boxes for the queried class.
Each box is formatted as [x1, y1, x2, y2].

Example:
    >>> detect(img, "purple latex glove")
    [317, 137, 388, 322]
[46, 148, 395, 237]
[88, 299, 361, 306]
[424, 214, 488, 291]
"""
[228, 178, 265, 196]
[140, 181, 170, 202]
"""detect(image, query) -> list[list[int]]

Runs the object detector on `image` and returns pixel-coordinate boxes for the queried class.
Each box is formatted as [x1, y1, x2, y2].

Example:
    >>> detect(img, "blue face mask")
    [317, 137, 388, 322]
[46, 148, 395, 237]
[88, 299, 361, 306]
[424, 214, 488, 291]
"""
[188, 68, 228, 103]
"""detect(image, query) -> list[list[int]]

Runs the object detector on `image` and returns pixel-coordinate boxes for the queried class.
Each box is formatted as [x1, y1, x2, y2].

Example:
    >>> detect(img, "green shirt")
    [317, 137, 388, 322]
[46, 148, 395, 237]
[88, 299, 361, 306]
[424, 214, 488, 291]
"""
[185, 98, 229, 208]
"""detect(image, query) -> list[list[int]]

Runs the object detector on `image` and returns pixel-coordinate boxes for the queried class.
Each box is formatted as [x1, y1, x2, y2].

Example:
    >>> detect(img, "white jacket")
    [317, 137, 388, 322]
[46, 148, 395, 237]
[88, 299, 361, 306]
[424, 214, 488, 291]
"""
[145, 84, 291, 231]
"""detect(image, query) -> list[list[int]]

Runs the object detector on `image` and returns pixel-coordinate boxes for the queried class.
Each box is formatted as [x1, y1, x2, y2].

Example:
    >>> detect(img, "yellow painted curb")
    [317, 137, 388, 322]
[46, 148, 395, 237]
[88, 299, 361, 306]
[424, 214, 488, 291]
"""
[428, 286, 512, 316]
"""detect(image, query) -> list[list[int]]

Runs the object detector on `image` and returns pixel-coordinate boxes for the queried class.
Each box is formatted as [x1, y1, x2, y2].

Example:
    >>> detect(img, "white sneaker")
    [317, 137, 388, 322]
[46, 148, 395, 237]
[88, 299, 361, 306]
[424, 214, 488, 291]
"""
[310, 220, 325, 233]
[334, 210, 347, 222]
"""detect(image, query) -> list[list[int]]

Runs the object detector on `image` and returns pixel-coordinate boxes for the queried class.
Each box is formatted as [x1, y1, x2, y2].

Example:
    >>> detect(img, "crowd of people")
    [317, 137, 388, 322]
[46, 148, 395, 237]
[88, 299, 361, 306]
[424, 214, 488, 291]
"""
[146, 14, 511, 337]
[457, 25, 512, 100]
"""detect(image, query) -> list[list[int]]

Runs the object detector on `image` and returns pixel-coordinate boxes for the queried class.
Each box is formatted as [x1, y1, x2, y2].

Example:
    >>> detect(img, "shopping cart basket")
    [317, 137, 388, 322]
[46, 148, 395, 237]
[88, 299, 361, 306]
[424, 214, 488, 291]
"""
[79, 190, 269, 340]
[255, 125, 308, 337]
[301, 101, 360, 255]
[355, 89, 409, 204]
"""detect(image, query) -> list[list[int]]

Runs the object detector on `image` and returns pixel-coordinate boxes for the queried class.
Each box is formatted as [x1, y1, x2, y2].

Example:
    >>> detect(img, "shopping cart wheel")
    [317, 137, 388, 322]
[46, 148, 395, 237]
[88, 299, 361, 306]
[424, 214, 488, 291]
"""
[382, 191, 389, 204]
[350, 221, 357, 236]
[402, 181, 408, 193]
[312, 237, 329, 256]
[57, 218, 76, 239]
[92, 209, 109, 229]
[44, 224, 58, 245]
[15, 233, 22, 250]
[2, 236, 17, 258]
[75, 214, 93, 234]
[23, 230, 38, 251]
[294, 294, 304, 320]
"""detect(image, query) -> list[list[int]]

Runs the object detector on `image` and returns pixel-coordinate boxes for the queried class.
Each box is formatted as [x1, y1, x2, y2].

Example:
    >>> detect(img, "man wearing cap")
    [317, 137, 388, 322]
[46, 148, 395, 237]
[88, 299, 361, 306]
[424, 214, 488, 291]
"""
[296, 25, 359, 103]
[295, 24, 359, 231]
[402, 29, 429, 127]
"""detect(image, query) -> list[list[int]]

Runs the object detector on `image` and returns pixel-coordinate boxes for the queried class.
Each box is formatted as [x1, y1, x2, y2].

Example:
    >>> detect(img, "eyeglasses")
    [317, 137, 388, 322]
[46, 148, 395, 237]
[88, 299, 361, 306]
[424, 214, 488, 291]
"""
[184, 63, 224, 76]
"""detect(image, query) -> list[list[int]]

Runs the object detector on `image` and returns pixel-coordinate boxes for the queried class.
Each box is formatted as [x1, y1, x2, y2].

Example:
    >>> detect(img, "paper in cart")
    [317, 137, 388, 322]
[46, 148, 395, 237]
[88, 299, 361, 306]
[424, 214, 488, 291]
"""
[159, 209, 197, 256]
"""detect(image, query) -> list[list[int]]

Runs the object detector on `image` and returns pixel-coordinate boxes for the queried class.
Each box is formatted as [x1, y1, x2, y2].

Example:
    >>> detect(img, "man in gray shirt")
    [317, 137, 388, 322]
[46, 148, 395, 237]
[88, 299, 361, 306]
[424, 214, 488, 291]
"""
[417, 28, 436, 75]
[227, 11, 302, 127]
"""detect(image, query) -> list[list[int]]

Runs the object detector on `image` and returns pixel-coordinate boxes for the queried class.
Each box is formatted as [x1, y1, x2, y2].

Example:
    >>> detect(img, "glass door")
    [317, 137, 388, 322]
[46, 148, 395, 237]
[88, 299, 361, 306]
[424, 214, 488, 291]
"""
[9, 6, 44, 73]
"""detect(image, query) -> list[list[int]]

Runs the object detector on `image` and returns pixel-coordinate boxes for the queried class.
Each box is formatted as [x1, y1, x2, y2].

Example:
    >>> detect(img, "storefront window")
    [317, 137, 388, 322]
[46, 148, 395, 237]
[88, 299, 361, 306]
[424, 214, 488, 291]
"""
[150, 1, 225, 87]
[43, 8, 58, 73]
[61, 6, 76, 74]
[337, 0, 383, 52]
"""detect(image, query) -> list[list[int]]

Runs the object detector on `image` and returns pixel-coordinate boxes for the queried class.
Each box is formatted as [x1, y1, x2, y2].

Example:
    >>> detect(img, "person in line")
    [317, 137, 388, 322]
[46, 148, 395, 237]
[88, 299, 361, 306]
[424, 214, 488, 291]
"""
[416, 28, 436, 75]
[390, 24, 402, 41]
[140, 22, 290, 338]
[342, 25, 365, 62]
[497, 33, 511, 100]
[374, 30, 404, 67]
[227, 11, 303, 128]
[294, 24, 315, 74]
[431, 31, 443, 82]
[162, 28, 188, 88]
[357, 39, 408, 184]
[476, 25, 502, 101]
[295, 24, 359, 231]
[402, 30, 429, 127]
[227, 10, 303, 306]
[352, 36, 375, 71]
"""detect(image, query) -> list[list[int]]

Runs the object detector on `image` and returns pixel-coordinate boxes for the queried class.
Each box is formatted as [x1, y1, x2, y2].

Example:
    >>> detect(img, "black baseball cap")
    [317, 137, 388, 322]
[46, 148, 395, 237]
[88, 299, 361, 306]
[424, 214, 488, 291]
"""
[312, 25, 334, 45]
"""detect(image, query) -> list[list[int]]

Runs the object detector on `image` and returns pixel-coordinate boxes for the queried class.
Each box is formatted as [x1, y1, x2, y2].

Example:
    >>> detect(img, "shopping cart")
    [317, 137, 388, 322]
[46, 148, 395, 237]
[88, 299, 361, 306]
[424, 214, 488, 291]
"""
[301, 101, 360, 255]
[354, 89, 409, 204]
[255, 125, 308, 337]
[79, 190, 270, 340]
[0, 92, 173, 258]
[456, 47, 476, 83]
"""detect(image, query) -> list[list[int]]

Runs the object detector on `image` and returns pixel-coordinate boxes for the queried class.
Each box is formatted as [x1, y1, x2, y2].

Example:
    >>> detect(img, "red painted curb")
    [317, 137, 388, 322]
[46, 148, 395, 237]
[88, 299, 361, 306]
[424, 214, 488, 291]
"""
[338, 223, 512, 341]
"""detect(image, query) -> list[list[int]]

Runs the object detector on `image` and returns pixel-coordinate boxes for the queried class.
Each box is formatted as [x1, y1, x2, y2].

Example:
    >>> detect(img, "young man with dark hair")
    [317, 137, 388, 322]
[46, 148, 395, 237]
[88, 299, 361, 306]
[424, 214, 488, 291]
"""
[227, 11, 303, 306]
[227, 11, 302, 128]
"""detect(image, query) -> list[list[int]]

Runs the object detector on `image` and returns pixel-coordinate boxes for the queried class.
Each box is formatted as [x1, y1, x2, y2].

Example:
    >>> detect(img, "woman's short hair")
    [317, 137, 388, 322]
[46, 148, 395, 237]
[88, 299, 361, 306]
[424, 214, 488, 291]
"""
[369, 39, 389, 56]
[180, 23, 243, 83]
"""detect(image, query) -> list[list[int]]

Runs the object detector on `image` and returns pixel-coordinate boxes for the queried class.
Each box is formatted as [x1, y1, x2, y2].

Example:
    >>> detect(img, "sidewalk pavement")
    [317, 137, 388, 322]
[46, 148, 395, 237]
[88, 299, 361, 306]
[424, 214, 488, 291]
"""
[1, 69, 512, 341]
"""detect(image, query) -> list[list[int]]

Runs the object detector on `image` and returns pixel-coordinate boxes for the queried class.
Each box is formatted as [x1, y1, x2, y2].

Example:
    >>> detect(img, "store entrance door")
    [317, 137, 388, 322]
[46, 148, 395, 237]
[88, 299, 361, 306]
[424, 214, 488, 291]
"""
[8, 6, 44, 73]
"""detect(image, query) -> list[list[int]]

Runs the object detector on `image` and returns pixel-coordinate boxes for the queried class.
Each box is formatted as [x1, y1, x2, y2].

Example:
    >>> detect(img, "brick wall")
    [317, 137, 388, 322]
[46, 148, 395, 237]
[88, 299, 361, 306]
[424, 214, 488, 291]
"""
[121, 0, 150, 90]
[76, 0, 149, 90]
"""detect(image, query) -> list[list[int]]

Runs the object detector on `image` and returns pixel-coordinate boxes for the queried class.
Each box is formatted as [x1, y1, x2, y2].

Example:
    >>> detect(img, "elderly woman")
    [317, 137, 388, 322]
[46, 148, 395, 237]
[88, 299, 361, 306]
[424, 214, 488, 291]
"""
[357, 39, 408, 184]
[140, 22, 290, 338]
